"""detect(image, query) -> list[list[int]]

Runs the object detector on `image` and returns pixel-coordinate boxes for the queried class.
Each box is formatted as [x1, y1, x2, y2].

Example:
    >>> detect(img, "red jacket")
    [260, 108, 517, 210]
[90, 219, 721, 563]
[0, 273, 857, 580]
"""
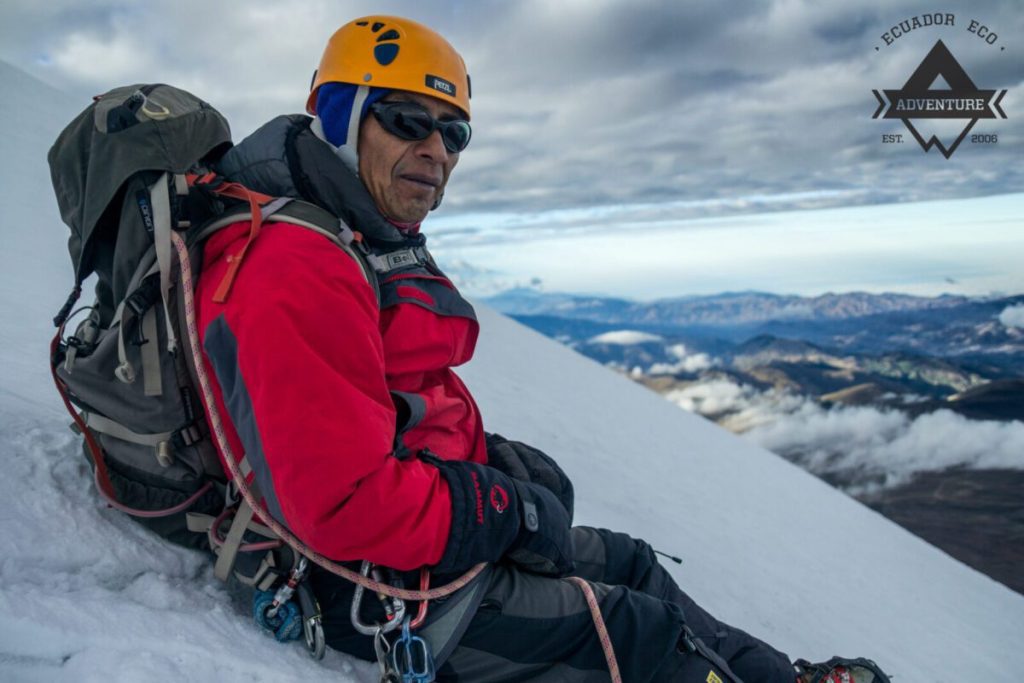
[197, 219, 486, 570]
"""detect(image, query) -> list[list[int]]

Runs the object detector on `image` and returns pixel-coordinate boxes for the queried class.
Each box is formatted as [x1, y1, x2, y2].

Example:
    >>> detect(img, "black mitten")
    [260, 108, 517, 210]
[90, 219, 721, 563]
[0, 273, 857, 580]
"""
[427, 454, 575, 577]
[485, 433, 574, 521]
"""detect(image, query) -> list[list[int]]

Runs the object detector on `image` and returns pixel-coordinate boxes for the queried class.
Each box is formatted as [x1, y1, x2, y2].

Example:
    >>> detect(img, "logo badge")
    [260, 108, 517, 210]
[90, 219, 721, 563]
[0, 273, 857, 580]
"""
[872, 39, 1007, 158]
[489, 485, 509, 514]
[426, 75, 456, 98]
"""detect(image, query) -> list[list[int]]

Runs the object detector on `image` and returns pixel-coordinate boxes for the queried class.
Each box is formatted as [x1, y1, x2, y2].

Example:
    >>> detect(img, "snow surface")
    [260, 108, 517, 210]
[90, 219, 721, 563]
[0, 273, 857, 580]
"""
[3, 60, 1024, 682]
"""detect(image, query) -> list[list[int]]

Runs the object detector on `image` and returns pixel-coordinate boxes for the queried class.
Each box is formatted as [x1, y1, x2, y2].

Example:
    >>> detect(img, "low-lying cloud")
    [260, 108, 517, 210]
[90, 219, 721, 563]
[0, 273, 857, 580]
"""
[589, 330, 664, 345]
[647, 344, 717, 375]
[999, 304, 1024, 328]
[666, 376, 1024, 493]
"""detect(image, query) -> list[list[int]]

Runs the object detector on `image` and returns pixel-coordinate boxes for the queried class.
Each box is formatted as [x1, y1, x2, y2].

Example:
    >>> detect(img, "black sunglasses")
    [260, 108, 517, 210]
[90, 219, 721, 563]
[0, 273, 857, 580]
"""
[369, 100, 472, 153]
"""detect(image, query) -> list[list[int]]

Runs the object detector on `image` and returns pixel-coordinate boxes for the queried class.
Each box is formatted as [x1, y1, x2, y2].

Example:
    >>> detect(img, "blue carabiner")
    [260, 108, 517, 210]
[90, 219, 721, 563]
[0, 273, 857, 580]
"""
[390, 616, 436, 683]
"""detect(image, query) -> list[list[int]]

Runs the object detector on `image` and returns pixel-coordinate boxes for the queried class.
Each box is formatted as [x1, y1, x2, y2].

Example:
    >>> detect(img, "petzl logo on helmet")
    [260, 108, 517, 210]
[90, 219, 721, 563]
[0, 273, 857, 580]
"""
[426, 75, 456, 97]
[872, 40, 1007, 158]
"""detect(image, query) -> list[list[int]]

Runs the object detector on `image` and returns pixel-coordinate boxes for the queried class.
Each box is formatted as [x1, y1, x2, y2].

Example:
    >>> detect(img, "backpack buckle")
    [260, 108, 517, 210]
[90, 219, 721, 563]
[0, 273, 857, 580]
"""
[171, 422, 203, 450]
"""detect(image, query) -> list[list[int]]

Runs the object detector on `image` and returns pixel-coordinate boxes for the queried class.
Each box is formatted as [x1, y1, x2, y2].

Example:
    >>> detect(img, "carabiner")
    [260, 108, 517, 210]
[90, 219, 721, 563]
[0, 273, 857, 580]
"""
[266, 556, 309, 620]
[390, 615, 436, 683]
[375, 626, 400, 683]
[352, 560, 405, 636]
[296, 581, 326, 660]
[410, 568, 430, 629]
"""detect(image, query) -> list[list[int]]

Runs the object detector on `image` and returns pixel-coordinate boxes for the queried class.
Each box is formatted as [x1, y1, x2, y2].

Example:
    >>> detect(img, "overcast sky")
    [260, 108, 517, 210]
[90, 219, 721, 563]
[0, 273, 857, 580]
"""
[2, 0, 1021, 298]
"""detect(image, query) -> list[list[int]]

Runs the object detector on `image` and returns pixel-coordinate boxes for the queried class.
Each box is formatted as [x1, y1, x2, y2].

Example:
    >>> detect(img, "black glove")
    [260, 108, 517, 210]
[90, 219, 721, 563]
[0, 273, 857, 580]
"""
[425, 453, 575, 577]
[485, 433, 574, 521]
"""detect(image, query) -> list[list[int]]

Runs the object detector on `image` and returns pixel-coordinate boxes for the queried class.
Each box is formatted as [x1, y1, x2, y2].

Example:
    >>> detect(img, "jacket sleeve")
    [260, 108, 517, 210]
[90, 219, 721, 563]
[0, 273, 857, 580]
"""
[199, 222, 452, 570]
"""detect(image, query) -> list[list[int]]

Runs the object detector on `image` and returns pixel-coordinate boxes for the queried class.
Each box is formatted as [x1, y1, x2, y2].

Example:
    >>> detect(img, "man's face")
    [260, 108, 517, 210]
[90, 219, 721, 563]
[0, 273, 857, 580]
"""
[358, 91, 462, 223]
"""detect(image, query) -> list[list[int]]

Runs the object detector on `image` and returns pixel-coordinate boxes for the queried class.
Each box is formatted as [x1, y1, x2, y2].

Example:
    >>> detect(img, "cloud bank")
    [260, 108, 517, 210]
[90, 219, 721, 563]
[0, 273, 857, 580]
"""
[2, 0, 1021, 221]
[665, 376, 1024, 492]
[999, 304, 1024, 328]
[589, 330, 664, 345]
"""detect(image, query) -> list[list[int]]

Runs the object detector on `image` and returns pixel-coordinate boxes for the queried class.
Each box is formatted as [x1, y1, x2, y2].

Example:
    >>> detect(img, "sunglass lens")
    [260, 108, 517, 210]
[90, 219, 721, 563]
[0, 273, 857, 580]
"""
[389, 108, 434, 140]
[441, 121, 472, 153]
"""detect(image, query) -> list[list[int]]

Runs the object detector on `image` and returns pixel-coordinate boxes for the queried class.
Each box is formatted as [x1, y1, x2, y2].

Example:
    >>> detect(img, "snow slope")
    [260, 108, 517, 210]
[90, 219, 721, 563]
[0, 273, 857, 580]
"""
[2, 61, 1023, 682]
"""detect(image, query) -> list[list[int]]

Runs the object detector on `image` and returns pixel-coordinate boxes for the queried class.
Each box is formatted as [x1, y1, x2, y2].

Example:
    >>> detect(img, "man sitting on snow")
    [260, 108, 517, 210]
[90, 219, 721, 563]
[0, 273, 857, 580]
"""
[196, 14, 889, 683]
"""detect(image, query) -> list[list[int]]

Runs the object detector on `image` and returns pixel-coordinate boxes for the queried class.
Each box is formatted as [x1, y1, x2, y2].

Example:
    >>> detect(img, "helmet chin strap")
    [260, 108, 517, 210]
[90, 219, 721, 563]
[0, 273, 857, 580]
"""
[431, 191, 444, 211]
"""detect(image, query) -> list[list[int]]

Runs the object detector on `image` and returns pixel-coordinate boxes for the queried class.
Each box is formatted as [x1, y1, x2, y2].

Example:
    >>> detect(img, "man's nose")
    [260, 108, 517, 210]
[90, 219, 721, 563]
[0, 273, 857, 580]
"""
[415, 129, 450, 163]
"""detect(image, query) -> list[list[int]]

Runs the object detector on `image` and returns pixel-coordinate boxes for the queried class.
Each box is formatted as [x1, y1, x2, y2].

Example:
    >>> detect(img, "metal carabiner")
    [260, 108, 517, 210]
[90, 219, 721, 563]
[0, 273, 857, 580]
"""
[265, 556, 309, 620]
[375, 626, 401, 683]
[296, 580, 326, 660]
[352, 560, 405, 636]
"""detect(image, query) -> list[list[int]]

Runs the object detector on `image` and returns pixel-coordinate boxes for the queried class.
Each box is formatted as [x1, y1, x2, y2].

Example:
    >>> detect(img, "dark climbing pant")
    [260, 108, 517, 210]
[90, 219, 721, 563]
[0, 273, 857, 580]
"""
[311, 526, 795, 682]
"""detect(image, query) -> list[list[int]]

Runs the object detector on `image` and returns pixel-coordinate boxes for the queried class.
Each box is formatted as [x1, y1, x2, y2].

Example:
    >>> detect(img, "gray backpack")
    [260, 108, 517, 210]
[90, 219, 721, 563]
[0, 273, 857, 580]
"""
[48, 84, 371, 548]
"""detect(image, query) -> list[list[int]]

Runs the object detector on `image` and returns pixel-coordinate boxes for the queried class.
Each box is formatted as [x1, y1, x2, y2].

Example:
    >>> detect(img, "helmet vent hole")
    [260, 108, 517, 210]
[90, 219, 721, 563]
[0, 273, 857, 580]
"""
[372, 21, 385, 32]
[356, 21, 368, 26]
[374, 43, 400, 66]
[377, 29, 400, 42]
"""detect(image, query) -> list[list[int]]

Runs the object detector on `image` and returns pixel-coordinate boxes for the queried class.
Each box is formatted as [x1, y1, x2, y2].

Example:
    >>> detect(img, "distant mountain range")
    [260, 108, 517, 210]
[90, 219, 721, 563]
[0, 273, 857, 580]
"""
[485, 290, 1024, 393]
[488, 288, 974, 325]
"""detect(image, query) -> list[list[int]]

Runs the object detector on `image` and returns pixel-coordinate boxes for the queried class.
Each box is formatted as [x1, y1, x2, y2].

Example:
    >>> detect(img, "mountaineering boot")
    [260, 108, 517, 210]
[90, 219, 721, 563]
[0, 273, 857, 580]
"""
[794, 656, 891, 683]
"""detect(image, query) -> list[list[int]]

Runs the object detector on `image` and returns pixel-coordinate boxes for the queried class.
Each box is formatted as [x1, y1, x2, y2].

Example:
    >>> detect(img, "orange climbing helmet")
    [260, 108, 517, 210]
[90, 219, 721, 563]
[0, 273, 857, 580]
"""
[307, 15, 471, 119]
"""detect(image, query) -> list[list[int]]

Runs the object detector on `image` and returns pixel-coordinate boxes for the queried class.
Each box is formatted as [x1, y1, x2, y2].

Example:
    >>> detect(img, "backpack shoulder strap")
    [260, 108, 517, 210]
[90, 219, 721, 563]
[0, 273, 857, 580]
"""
[268, 200, 381, 307]
[193, 194, 380, 307]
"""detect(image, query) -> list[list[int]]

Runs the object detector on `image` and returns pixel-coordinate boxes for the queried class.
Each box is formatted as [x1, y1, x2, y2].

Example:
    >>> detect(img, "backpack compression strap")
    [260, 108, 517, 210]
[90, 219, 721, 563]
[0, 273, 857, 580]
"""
[187, 173, 275, 303]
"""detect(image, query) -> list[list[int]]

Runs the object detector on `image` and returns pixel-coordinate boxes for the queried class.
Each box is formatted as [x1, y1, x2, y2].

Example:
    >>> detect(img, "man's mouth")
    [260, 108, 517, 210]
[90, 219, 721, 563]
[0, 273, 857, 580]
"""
[399, 173, 440, 189]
